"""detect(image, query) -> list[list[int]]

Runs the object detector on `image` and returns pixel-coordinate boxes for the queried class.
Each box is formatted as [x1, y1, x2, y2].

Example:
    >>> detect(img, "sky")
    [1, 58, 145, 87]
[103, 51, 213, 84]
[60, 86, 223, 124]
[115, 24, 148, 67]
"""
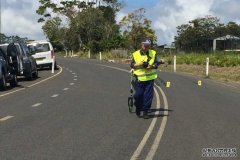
[1, 0, 240, 45]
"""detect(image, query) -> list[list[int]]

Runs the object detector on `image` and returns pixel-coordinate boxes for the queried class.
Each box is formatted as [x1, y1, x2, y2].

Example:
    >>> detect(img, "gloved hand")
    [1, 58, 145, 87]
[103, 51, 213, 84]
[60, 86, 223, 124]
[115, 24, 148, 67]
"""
[143, 62, 149, 68]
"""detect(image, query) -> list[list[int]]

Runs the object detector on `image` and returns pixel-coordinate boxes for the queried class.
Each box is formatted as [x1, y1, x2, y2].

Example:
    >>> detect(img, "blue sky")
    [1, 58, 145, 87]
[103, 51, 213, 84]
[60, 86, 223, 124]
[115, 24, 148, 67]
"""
[122, 0, 159, 8]
[1, 0, 240, 45]
[117, 0, 240, 44]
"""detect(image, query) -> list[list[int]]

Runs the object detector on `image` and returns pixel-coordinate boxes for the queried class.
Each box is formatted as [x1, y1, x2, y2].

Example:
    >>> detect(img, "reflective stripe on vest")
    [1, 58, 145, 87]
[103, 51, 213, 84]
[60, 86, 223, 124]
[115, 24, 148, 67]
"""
[132, 50, 157, 81]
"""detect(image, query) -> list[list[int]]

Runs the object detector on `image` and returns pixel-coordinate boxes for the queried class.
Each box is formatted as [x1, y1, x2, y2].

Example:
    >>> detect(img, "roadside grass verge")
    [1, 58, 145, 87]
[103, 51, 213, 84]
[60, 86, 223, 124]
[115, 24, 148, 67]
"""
[161, 52, 240, 67]
[159, 64, 240, 84]
[56, 51, 240, 84]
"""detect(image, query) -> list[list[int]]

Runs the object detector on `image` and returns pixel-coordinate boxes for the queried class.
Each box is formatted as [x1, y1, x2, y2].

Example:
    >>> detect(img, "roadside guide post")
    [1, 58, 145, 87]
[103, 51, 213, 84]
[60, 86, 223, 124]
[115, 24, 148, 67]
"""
[206, 57, 209, 77]
[174, 55, 176, 72]
[52, 56, 55, 74]
[100, 52, 102, 61]
[65, 50, 67, 57]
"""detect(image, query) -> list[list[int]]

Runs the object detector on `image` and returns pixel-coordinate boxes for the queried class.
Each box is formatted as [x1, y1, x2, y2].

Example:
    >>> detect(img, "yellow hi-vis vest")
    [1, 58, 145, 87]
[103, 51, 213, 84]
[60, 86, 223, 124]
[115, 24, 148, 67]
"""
[132, 50, 157, 81]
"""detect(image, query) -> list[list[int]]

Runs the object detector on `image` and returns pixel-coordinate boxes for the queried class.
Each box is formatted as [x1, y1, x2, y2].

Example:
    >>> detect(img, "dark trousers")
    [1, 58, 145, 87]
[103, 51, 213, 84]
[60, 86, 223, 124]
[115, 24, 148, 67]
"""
[133, 80, 154, 111]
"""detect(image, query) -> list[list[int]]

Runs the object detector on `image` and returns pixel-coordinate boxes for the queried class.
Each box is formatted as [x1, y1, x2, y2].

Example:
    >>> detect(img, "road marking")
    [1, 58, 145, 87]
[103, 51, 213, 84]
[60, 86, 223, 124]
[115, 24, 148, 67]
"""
[0, 66, 62, 98]
[198, 80, 202, 86]
[70, 83, 75, 85]
[0, 88, 25, 98]
[73, 79, 77, 81]
[51, 94, 59, 98]
[32, 103, 42, 107]
[145, 85, 169, 160]
[0, 116, 14, 122]
[28, 66, 63, 88]
[97, 64, 169, 160]
[74, 76, 78, 78]
[166, 81, 171, 87]
[130, 87, 160, 160]
[69, 70, 72, 72]
[63, 88, 69, 91]
[72, 73, 76, 74]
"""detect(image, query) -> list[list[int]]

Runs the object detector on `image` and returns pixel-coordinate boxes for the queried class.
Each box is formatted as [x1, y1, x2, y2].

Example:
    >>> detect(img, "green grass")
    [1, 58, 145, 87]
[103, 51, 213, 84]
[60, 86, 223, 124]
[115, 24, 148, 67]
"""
[57, 50, 240, 67]
[160, 52, 240, 67]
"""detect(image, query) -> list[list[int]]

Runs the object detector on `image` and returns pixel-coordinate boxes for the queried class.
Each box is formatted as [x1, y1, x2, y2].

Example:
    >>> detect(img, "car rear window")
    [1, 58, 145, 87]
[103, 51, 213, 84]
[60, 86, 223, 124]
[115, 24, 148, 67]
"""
[0, 48, 6, 59]
[0, 45, 8, 54]
[35, 43, 50, 52]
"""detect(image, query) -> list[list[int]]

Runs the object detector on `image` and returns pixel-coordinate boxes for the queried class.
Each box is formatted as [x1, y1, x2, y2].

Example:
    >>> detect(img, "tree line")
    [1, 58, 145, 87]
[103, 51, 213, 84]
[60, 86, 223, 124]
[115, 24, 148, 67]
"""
[36, 0, 156, 54]
[2, 1, 239, 54]
[0, 33, 30, 44]
[175, 15, 240, 52]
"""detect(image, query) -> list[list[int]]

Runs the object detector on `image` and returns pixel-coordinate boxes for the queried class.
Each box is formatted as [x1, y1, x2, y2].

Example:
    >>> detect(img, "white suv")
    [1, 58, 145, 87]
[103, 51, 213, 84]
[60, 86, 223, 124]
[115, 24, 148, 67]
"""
[27, 40, 57, 69]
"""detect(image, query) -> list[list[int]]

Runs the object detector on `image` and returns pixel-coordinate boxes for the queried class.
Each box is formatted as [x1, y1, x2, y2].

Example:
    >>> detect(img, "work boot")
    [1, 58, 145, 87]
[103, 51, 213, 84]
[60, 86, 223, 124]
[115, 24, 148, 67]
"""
[136, 108, 141, 117]
[143, 111, 148, 119]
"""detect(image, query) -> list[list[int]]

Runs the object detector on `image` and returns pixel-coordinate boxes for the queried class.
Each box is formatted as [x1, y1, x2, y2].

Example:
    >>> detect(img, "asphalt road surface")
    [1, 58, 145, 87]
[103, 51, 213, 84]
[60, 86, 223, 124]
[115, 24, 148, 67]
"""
[0, 56, 239, 160]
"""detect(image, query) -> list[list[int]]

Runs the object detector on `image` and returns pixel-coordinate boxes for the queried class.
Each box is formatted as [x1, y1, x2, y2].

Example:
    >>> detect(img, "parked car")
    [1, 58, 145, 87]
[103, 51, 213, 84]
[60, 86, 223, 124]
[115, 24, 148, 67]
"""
[0, 47, 18, 90]
[27, 40, 57, 69]
[0, 42, 38, 80]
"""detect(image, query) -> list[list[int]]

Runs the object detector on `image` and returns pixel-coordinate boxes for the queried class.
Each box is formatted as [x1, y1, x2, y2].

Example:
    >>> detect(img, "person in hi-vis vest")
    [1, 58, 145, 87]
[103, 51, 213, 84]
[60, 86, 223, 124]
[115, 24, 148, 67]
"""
[130, 39, 162, 119]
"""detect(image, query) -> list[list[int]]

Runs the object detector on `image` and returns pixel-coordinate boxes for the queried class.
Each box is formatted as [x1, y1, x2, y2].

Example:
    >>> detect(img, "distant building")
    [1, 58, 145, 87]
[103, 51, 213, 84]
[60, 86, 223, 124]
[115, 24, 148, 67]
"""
[213, 35, 240, 52]
[157, 42, 176, 54]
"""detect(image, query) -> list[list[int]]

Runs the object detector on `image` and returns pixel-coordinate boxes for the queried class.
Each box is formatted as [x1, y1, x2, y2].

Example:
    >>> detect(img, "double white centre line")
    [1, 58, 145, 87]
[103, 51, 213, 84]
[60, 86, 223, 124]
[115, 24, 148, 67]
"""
[130, 87, 161, 160]
[145, 85, 169, 160]
[96, 64, 169, 160]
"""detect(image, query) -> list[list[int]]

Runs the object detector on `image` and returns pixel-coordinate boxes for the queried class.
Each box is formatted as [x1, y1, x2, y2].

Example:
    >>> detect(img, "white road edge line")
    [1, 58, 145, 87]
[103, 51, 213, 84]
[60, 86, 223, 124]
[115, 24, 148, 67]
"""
[27, 66, 63, 88]
[130, 88, 160, 160]
[32, 103, 42, 107]
[145, 85, 169, 160]
[63, 88, 69, 91]
[0, 66, 62, 98]
[96, 64, 168, 159]
[70, 83, 75, 85]
[73, 79, 77, 81]
[0, 116, 14, 122]
[0, 88, 25, 98]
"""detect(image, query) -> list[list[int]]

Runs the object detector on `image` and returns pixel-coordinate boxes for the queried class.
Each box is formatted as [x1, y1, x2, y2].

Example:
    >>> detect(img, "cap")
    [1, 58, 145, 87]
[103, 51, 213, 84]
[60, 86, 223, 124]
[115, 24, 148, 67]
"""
[141, 39, 151, 45]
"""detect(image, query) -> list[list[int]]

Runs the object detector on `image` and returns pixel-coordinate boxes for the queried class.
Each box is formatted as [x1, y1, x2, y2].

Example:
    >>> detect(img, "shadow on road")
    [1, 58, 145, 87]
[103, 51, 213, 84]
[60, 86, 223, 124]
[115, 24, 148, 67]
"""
[149, 108, 173, 113]
[17, 77, 40, 82]
[146, 108, 174, 119]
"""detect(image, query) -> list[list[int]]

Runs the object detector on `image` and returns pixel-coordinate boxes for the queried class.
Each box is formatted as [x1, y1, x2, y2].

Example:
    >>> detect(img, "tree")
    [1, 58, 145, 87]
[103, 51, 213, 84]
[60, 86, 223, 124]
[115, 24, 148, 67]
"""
[226, 22, 240, 37]
[72, 8, 105, 52]
[37, 0, 83, 21]
[42, 17, 66, 50]
[119, 8, 157, 50]
[37, 0, 123, 53]
[175, 15, 221, 52]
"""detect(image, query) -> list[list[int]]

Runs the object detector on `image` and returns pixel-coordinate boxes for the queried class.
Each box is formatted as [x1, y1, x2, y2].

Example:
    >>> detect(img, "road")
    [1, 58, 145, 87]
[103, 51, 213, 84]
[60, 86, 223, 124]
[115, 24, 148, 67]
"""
[0, 56, 239, 160]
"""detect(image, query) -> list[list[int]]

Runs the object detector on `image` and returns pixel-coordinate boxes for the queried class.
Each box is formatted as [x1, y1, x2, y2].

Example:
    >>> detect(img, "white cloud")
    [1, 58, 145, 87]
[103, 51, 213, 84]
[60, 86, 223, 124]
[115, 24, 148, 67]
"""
[145, 0, 240, 44]
[211, 0, 240, 22]
[2, 0, 240, 44]
[1, 0, 45, 40]
[150, 0, 216, 44]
